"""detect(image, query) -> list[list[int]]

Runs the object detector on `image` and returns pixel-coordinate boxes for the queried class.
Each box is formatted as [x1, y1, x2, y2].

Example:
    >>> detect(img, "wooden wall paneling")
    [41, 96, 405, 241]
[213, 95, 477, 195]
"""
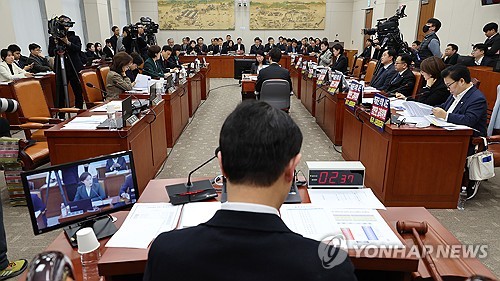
[341, 108, 363, 161]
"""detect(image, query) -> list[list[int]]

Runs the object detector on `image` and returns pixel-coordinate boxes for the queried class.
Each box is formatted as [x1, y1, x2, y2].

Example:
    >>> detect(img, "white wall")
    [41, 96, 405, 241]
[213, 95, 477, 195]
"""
[130, 0, 355, 51]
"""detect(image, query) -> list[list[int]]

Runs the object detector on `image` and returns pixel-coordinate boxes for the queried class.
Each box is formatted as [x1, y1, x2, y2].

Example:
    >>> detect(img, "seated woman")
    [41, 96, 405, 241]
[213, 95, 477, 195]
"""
[317, 41, 332, 67]
[105, 52, 135, 101]
[142, 45, 164, 79]
[186, 40, 199, 56]
[331, 44, 348, 74]
[0, 49, 33, 82]
[250, 50, 268, 74]
[94, 42, 105, 58]
[73, 172, 106, 202]
[221, 40, 234, 54]
[167, 44, 182, 69]
[84, 43, 98, 60]
[396, 56, 450, 106]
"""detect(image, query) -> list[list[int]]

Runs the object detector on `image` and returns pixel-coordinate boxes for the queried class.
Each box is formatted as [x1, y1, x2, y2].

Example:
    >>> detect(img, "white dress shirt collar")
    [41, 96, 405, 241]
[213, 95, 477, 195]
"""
[86, 186, 92, 197]
[475, 56, 484, 65]
[446, 84, 473, 118]
[221, 202, 279, 216]
[398, 68, 407, 76]
[383, 62, 393, 69]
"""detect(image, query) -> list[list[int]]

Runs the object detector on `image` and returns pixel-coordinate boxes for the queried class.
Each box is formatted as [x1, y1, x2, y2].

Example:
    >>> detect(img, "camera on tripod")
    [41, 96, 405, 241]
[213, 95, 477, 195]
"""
[48, 16, 75, 38]
[126, 17, 159, 46]
[362, 5, 410, 54]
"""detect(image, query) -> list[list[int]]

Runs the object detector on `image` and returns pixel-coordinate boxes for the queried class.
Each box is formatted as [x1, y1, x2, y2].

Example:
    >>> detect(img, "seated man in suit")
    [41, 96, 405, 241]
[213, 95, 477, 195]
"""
[370, 49, 397, 91]
[250, 37, 264, 55]
[483, 22, 500, 60]
[73, 172, 106, 201]
[119, 174, 136, 201]
[233, 37, 245, 54]
[143, 100, 357, 281]
[471, 43, 493, 67]
[106, 156, 127, 172]
[27, 43, 52, 73]
[386, 54, 415, 97]
[442, 43, 459, 65]
[255, 47, 293, 97]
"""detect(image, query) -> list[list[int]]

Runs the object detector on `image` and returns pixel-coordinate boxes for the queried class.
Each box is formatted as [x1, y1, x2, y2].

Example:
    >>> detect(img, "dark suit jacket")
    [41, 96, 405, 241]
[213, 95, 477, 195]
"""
[286, 45, 300, 54]
[484, 32, 500, 59]
[386, 68, 416, 97]
[250, 44, 264, 55]
[105, 157, 127, 172]
[144, 210, 357, 281]
[307, 45, 320, 54]
[250, 61, 268, 74]
[407, 78, 450, 106]
[73, 183, 106, 201]
[233, 43, 245, 53]
[207, 44, 220, 55]
[264, 43, 276, 53]
[110, 35, 118, 53]
[143, 58, 164, 79]
[166, 55, 181, 69]
[14, 55, 30, 69]
[443, 53, 459, 65]
[103, 46, 114, 59]
[437, 86, 487, 138]
[27, 54, 51, 73]
[331, 55, 348, 74]
[48, 31, 84, 73]
[370, 63, 397, 91]
[158, 56, 171, 73]
[478, 56, 494, 67]
[255, 63, 292, 93]
[197, 44, 208, 54]
[361, 46, 372, 59]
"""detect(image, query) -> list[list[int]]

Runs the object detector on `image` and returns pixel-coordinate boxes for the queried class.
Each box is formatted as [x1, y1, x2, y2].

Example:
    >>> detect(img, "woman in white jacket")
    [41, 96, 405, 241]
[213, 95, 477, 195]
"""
[0, 49, 32, 82]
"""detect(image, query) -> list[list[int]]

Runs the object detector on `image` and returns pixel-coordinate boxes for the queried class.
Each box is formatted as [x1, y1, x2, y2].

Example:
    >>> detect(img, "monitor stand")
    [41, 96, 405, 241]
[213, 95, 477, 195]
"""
[64, 215, 118, 248]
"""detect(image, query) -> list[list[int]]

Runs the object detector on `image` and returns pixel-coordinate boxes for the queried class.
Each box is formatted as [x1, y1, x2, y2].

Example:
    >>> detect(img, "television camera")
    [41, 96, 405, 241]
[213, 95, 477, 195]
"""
[126, 17, 159, 46]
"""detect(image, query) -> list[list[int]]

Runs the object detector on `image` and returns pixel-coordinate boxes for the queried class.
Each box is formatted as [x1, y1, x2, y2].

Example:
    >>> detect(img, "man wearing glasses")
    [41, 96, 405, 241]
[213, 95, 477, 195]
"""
[385, 54, 415, 97]
[27, 43, 52, 74]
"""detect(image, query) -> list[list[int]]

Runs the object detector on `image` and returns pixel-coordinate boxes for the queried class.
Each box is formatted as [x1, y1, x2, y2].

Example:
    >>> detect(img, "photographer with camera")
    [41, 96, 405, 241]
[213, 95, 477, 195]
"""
[47, 15, 84, 110]
[416, 18, 442, 66]
[122, 23, 148, 59]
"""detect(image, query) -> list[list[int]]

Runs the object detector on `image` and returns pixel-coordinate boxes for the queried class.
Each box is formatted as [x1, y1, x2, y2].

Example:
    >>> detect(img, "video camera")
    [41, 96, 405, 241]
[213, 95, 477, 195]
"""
[48, 16, 75, 38]
[125, 17, 159, 46]
[362, 5, 410, 55]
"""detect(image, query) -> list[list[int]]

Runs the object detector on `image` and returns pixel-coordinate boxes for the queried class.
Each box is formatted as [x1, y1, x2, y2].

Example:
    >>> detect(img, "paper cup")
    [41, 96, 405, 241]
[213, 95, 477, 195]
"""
[76, 227, 100, 254]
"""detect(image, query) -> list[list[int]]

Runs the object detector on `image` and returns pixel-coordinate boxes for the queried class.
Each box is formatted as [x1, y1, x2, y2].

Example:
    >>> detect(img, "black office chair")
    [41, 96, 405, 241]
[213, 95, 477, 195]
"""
[27, 251, 75, 281]
[259, 79, 291, 112]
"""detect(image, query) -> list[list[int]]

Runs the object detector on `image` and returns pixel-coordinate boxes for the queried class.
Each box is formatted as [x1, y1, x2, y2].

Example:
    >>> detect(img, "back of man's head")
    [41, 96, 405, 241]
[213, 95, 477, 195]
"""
[268, 47, 282, 63]
[219, 101, 302, 187]
[483, 22, 498, 33]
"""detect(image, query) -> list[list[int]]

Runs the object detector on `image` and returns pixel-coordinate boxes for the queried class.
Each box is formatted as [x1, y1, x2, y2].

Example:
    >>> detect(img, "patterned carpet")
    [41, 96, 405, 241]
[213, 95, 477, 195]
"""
[0, 78, 498, 279]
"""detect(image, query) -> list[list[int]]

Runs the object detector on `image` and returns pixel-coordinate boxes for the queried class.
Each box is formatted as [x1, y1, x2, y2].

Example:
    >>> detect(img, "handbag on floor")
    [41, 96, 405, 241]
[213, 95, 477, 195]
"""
[467, 137, 495, 181]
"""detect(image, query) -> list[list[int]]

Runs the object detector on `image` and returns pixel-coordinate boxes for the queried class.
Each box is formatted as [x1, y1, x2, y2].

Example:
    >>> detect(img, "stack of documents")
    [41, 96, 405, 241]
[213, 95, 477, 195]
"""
[179, 202, 221, 228]
[61, 115, 107, 130]
[90, 101, 122, 112]
[106, 203, 182, 249]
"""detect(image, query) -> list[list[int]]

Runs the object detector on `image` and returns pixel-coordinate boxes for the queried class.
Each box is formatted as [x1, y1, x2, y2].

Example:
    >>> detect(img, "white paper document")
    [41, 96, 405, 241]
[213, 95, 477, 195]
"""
[402, 101, 433, 117]
[179, 201, 221, 228]
[61, 123, 99, 130]
[90, 101, 122, 112]
[363, 86, 379, 93]
[106, 203, 182, 249]
[68, 116, 108, 124]
[134, 74, 152, 89]
[280, 204, 341, 241]
[308, 188, 386, 210]
[425, 115, 472, 130]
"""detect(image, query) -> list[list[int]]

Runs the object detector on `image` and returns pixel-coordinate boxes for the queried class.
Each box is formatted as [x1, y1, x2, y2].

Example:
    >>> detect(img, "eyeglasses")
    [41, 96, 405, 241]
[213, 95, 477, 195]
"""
[445, 81, 457, 89]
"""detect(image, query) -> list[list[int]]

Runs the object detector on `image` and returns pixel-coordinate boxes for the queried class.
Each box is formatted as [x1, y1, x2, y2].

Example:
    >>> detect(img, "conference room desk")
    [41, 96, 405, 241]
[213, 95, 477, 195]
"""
[21, 178, 496, 280]
[187, 71, 202, 117]
[300, 73, 317, 116]
[121, 81, 190, 148]
[341, 106, 472, 208]
[199, 64, 211, 100]
[468, 66, 500, 110]
[44, 101, 167, 194]
[0, 75, 57, 125]
[315, 86, 347, 145]
[290, 64, 302, 99]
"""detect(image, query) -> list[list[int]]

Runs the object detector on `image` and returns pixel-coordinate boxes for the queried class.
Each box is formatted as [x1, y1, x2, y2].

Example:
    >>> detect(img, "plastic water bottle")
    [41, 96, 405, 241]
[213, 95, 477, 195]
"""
[457, 186, 467, 210]
[81, 248, 102, 281]
[60, 203, 67, 217]
[106, 104, 117, 130]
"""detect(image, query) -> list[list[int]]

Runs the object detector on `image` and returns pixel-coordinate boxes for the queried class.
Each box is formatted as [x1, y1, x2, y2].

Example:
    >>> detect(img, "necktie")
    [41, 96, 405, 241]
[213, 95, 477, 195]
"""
[391, 74, 400, 84]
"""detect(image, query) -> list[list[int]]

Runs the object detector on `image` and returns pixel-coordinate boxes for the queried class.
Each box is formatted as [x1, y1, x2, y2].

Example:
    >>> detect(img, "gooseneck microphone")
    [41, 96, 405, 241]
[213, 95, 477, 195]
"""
[386, 83, 410, 97]
[186, 147, 220, 187]
[85, 82, 109, 98]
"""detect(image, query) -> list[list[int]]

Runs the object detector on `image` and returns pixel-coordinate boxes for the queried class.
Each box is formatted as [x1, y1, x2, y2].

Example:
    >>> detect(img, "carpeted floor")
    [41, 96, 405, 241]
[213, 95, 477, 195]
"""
[1, 78, 498, 279]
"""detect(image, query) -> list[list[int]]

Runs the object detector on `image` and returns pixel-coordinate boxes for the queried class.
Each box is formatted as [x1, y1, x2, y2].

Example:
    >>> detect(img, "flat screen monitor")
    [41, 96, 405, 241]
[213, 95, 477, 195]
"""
[234, 59, 255, 80]
[22, 151, 139, 239]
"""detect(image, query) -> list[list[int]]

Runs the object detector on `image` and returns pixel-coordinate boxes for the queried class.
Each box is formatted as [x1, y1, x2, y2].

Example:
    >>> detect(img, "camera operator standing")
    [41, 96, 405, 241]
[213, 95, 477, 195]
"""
[416, 18, 442, 66]
[48, 15, 84, 110]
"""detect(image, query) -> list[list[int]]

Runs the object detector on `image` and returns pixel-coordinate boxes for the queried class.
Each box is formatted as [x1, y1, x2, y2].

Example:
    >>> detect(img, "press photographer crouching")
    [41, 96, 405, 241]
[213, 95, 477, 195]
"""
[47, 15, 84, 110]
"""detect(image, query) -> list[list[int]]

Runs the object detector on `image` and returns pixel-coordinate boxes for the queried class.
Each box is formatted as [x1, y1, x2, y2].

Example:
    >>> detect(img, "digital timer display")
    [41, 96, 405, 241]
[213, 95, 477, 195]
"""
[308, 170, 364, 186]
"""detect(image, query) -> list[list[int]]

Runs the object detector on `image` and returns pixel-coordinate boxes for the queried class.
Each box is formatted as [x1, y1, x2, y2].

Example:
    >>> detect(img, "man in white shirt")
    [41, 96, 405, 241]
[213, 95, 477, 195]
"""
[144, 101, 357, 281]
[471, 43, 493, 66]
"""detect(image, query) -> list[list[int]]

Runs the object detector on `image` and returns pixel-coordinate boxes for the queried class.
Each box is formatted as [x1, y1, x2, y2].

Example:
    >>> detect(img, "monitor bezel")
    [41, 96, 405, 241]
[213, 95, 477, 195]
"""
[21, 150, 139, 236]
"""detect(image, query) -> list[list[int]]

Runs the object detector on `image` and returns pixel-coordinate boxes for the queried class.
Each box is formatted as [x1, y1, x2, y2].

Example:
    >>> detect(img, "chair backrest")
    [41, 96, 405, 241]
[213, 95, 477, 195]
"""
[11, 79, 51, 119]
[260, 79, 290, 111]
[411, 70, 423, 98]
[353, 58, 363, 78]
[97, 65, 110, 89]
[364, 60, 377, 83]
[80, 69, 104, 105]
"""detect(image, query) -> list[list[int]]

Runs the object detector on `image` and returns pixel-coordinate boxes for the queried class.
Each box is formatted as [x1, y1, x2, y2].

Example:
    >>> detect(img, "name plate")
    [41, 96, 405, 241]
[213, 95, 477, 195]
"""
[369, 94, 390, 131]
[316, 69, 328, 86]
[152, 96, 162, 106]
[295, 58, 302, 69]
[307, 67, 314, 79]
[345, 81, 363, 110]
[328, 72, 342, 93]
[126, 115, 139, 127]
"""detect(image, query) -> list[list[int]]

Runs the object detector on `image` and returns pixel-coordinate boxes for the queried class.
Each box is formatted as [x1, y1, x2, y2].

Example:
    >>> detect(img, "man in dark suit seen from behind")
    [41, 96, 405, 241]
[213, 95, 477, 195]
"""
[442, 43, 459, 65]
[370, 49, 397, 91]
[385, 54, 416, 97]
[27, 43, 52, 73]
[143, 100, 357, 281]
[483, 22, 500, 60]
[255, 48, 293, 96]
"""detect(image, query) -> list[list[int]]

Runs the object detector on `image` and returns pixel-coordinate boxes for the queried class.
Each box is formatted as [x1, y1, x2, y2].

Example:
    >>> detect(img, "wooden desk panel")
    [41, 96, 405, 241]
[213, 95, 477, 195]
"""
[300, 74, 317, 116]
[315, 87, 347, 146]
[290, 66, 301, 99]
[468, 66, 500, 110]
[199, 65, 211, 100]
[187, 72, 202, 117]
[44, 101, 166, 194]
[342, 107, 472, 208]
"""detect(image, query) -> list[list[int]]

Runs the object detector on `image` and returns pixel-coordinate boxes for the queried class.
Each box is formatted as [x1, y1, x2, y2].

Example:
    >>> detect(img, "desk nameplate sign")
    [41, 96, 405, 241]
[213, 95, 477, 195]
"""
[328, 72, 343, 94]
[316, 69, 328, 86]
[369, 94, 390, 132]
[345, 81, 363, 111]
[126, 115, 139, 127]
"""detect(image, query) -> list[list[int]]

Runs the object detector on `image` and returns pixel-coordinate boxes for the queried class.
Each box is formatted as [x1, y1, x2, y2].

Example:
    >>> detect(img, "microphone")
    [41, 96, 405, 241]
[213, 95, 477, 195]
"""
[85, 82, 108, 98]
[165, 148, 220, 205]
